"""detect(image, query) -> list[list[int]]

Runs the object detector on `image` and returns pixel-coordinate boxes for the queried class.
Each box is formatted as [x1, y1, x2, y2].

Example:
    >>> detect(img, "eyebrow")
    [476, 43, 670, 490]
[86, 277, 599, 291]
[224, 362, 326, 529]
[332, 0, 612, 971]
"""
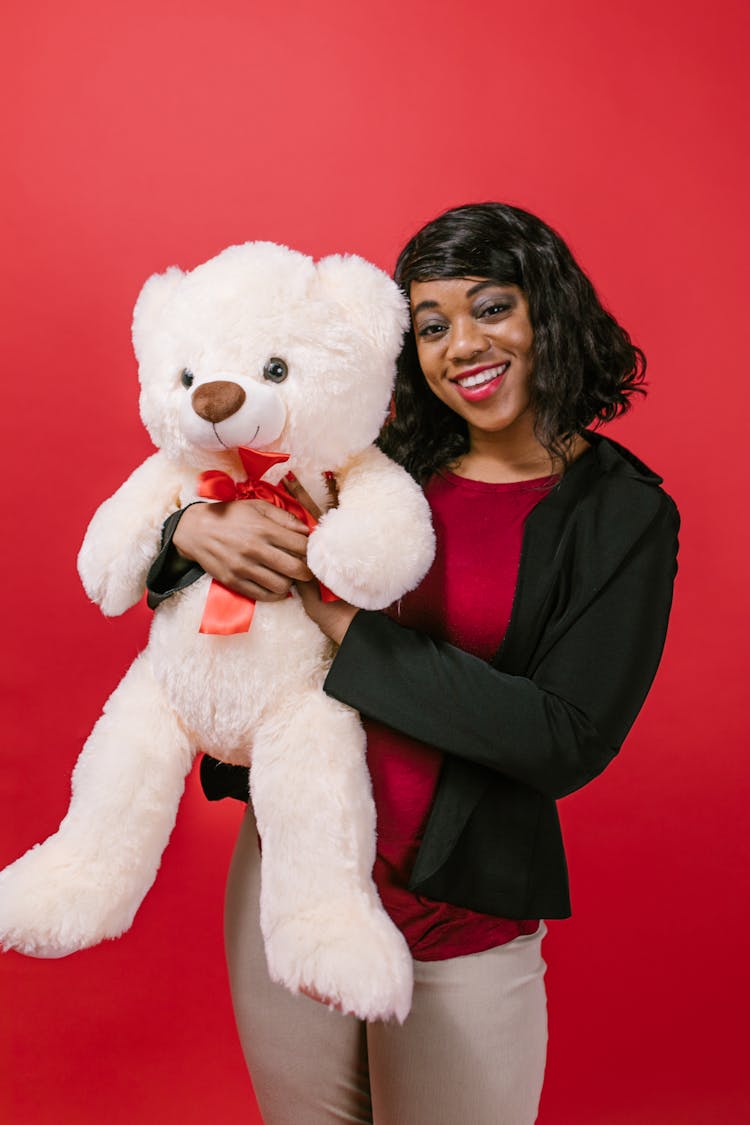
[411, 280, 509, 317]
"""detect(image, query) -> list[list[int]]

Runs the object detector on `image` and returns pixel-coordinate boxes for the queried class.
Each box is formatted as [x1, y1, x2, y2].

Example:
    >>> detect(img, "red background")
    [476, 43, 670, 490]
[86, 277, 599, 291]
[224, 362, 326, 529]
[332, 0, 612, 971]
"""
[1, 1, 748, 1121]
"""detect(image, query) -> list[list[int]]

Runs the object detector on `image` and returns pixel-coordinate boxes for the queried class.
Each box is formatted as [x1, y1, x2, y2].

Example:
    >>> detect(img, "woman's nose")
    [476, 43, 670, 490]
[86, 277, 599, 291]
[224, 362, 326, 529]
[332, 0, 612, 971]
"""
[446, 316, 488, 362]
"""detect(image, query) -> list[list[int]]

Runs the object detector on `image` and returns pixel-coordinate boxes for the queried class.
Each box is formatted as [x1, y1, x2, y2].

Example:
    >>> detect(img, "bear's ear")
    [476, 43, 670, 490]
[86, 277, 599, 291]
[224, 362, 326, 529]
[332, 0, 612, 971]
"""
[315, 254, 410, 360]
[131, 266, 184, 359]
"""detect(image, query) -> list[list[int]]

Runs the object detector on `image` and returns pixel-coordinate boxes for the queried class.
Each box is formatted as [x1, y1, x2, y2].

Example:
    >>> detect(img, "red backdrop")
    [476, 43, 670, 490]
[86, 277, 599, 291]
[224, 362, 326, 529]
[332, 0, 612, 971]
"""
[1, 1, 748, 1121]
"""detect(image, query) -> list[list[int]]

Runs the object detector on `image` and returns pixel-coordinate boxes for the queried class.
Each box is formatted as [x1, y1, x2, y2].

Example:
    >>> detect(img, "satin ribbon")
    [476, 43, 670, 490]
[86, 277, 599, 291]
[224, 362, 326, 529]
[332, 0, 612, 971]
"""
[197, 447, 337, 635]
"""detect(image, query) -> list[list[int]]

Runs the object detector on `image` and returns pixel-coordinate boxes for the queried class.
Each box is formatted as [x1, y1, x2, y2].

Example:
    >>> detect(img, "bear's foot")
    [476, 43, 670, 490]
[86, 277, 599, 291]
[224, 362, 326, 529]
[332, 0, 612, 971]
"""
[0, 837, 145, 957]
[263, 897, 413, 1023]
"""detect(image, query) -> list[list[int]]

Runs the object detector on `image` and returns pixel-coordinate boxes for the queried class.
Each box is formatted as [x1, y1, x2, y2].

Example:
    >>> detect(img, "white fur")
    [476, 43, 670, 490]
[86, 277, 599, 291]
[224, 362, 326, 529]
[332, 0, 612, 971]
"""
[0, 242, 435, 1024]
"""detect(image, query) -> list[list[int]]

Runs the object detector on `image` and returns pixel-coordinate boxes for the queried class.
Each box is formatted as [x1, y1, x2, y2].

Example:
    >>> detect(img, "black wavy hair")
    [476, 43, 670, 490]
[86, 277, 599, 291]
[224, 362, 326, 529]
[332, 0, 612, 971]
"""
[379, 202, 646, 482]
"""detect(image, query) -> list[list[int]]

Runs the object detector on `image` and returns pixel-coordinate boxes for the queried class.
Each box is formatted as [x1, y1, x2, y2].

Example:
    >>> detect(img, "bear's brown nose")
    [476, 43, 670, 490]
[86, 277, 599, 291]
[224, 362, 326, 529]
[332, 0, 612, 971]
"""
[191, 381, 246, 423]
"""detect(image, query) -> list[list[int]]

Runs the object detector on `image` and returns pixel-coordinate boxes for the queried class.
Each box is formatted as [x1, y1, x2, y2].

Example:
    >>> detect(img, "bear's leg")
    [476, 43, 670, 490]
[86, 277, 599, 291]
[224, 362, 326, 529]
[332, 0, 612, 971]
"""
[250, 691, 413, 1024]
[0, 651, 194, 957]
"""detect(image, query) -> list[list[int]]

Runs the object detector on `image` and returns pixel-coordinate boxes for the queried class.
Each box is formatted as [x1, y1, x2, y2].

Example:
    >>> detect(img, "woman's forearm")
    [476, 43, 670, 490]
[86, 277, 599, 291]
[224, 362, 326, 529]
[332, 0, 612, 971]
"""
[324, 500, 679, 800]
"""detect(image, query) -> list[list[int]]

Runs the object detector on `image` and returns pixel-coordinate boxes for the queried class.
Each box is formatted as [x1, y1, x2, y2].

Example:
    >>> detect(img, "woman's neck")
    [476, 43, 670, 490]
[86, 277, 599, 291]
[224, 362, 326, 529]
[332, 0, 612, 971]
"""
[451, 431, 589, 484]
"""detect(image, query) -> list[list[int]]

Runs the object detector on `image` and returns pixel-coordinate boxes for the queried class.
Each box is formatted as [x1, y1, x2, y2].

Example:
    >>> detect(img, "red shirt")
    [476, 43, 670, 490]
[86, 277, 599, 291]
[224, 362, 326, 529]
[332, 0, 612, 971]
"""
[365, 470, 557, 960]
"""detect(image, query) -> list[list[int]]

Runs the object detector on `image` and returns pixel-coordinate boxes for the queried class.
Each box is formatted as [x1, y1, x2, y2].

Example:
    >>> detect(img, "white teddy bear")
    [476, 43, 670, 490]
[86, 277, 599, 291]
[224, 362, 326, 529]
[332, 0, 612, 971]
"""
[0, 241, 435, 1023]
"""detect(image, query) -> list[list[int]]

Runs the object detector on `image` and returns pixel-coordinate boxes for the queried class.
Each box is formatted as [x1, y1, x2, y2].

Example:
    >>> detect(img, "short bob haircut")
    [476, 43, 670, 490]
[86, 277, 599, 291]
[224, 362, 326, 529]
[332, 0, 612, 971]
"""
[379, 202, 646, 482]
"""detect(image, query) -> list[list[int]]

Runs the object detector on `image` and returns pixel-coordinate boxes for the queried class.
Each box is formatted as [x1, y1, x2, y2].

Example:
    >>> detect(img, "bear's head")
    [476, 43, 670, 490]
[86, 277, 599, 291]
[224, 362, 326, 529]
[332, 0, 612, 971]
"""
[131, 242, 409, 473]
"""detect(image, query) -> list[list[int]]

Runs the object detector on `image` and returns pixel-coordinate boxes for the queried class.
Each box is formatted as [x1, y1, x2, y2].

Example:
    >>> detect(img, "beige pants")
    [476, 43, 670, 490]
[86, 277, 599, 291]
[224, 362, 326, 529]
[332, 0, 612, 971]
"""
[225, 807, 548, 1125]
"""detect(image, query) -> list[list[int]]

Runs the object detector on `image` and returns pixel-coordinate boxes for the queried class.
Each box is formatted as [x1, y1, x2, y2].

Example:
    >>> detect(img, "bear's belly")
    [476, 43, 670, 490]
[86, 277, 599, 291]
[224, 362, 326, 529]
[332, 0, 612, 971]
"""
[146, 578, 334, 756]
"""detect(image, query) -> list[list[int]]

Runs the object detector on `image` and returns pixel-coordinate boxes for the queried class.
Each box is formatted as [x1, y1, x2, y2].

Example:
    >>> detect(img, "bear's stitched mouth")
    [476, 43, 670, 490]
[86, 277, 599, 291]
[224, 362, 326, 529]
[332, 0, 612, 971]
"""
[213, 423, 259, 450]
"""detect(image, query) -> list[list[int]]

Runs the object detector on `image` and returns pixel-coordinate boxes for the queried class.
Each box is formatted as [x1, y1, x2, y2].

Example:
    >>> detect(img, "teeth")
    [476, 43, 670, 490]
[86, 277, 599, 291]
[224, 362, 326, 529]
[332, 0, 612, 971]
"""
[456, 363, 507, 388]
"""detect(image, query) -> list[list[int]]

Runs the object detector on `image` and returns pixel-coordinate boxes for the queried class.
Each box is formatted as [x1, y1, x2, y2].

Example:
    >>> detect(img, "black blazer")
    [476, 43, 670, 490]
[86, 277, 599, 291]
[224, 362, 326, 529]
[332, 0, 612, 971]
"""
[168, 432, 679, 920]
[322, 433, 679, 919]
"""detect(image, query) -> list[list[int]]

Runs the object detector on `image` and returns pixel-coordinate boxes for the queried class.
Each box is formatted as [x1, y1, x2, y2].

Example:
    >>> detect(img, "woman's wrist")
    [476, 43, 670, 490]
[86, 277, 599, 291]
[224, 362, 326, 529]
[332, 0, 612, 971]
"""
[323, 602, 360, 646]
[294, 580, 359, 644]
[172, 503, 205, 562]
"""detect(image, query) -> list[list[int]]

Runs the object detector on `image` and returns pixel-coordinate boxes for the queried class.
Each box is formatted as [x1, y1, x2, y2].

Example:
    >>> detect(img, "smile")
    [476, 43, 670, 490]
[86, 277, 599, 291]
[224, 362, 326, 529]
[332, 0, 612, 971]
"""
[451, 362, 509, 400]
[212, 423, 259, 450]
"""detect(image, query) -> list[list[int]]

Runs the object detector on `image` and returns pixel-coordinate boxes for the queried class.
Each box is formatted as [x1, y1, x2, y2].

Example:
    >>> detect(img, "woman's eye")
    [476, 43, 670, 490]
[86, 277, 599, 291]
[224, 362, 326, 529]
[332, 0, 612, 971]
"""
[478, 302, 510, 318]
[416, 323, 446, 338]
[180, 368, 194, 388]
[263, 357, 289, 383]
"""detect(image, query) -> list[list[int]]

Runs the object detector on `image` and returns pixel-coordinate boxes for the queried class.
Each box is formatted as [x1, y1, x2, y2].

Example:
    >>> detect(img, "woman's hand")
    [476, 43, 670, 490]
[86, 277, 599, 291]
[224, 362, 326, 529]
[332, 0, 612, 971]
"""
[280, 473, 359, 644]
[172, 499, 314, 601]
[294, 579, 359, 645]
[299, 983, 344, 1012]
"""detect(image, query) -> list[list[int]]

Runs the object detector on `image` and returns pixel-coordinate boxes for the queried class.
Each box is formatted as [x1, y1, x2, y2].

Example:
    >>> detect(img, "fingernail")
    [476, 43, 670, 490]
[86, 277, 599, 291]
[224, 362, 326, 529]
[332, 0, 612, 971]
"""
[324, 471, 335, 480]
[285, 471, 296, 482]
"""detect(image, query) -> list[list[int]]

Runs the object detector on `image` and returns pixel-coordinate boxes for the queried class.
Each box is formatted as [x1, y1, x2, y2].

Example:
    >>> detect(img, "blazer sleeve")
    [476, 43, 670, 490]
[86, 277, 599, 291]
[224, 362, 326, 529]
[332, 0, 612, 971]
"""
[324, 493, 679, 800]
[145, 504, 206, 609]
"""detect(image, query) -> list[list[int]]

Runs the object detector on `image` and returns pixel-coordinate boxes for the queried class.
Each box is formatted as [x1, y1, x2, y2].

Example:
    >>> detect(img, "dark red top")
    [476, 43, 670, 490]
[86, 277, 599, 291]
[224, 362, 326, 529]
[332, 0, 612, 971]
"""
[365, 470, 557, 961]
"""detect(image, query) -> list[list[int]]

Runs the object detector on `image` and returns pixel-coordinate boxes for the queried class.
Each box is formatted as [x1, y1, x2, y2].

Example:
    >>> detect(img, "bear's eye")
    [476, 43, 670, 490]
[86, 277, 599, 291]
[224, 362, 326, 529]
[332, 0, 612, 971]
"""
[180, 368, 195, 388]
[263, 357, 288, 384]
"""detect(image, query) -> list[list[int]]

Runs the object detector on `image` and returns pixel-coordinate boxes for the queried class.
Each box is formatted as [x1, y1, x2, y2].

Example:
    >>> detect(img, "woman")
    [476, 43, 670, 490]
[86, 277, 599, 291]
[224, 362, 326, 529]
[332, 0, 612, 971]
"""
[148, 203, 679, 1124]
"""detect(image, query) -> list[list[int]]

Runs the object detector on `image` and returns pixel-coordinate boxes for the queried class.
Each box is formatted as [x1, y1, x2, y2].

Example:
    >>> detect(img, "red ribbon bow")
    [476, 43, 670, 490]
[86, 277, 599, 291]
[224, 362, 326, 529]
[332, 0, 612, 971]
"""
[197, 447, 336, 635]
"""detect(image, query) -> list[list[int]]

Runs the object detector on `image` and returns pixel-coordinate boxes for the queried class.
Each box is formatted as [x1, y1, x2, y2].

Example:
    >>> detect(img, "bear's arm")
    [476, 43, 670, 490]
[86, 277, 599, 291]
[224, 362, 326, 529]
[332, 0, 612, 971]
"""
[77, 451, 185, 616]
[306, 445, 435, 609]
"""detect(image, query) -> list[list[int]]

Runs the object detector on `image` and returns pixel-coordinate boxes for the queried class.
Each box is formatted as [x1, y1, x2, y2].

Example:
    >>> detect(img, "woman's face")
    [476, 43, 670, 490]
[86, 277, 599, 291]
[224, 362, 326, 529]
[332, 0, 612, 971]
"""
[410, 277, 535, 444]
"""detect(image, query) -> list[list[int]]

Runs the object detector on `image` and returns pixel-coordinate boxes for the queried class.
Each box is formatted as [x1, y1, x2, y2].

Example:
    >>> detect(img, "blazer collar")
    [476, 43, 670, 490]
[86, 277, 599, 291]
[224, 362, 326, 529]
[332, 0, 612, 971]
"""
[581, 430, 664, 486]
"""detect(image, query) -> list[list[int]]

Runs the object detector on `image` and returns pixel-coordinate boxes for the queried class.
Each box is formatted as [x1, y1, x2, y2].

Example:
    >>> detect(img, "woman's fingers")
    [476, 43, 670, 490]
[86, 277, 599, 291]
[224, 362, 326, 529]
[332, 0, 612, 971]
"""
[256, 497, 313, 536]
[173, 499, 314, 598]
[282, 473, 324, 520]
[171, 471, 336, 602]
[282, 470, 339, 521]
[298, 984, 344, 1012]
[324, 471, 339, 509]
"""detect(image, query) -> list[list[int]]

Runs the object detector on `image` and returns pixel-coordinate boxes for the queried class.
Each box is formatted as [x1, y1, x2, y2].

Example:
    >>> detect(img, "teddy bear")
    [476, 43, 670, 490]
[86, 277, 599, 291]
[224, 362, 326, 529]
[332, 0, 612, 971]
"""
[0, 241, 435, 1023]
